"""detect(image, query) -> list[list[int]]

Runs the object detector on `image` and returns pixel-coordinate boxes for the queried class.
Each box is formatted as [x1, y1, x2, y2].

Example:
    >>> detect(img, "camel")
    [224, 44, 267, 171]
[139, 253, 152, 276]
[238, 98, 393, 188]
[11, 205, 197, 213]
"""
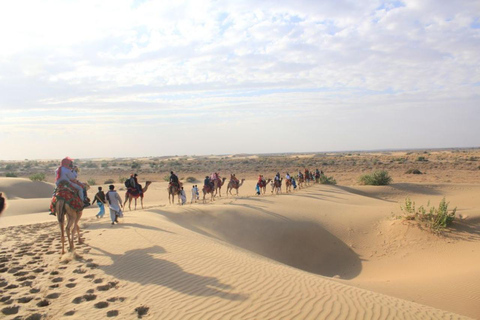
[258, 178, 272, 195]
[213, 177, 227, 197]
[285, 178, 292, 193]
[202, 184, 216, 203]
[55, 199, 83, 255]
[297, 176, 304, 189]
[168, 182, 183, 204]
[272, 178, 283, 194]
[124, 181, 152, 210]
[226, 178, 245, 196]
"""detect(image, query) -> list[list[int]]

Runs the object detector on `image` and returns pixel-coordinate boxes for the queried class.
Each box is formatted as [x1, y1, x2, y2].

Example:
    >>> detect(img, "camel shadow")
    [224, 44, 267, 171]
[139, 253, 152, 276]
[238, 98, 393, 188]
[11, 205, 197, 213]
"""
[89, 245, 247, 301]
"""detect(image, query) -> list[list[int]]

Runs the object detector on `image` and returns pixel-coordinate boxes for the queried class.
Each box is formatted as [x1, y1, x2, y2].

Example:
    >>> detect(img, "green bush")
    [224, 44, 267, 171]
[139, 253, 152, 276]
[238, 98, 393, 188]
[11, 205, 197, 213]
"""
[319, 175, 336, 185]
[400, 197, 456, 232]
[163, 175, 170, 182]
[131, 162, 140, 169]
[186, 176, 197, 183]
[85, 161, 98, 168]
[416, 156, 428, 162]
[359, 170, 392, 185]
[118, 177, 127, 183]
[87, 179, 96, 185]
[405, 169, 422, 174]
[6, 172, 17, 177]
[104, 178, 115, 184]
[29, 173, 46, 181]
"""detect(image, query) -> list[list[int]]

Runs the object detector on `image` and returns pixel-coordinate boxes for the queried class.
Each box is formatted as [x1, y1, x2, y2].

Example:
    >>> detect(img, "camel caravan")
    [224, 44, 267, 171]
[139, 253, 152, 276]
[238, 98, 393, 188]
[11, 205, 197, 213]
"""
[48, 157, 324, 254]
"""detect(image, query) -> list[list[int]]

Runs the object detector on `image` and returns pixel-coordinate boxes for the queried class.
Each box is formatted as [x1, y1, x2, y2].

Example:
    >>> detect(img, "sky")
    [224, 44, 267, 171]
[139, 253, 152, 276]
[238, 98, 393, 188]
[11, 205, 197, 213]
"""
[0, 0, 479, 160]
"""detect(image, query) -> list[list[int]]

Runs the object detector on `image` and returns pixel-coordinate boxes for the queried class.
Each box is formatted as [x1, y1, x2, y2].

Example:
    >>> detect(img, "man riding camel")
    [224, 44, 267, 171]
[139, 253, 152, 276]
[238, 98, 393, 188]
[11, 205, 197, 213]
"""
[169, 171, 179, 188]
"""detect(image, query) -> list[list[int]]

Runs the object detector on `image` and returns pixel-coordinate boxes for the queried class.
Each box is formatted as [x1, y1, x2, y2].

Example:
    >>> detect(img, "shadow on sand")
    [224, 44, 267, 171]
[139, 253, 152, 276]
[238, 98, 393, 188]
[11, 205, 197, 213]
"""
[89, 245, 247, 301]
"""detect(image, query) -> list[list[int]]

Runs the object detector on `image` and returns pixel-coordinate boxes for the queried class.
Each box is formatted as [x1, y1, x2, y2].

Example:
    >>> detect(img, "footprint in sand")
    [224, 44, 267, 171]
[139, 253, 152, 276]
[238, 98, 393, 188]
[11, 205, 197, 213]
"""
[94, 301, 109, 309]
[29, 288, 40, 294]
[65, 283, 76, 288]
[1, 305, 19, 315]
[84, 274, 95, 279]
[135, 306, 149, 318]
[64, 310, 75, 316]
[18, 296, 34, 303]
[107, 310, 119, 317]
[84, 294, 97, 301]
[46, 293, 60, 299]
[25, 313, 43, 320]
[93, 278, 103, 284]
[51, 277, 63, 283]
[72, 296, 84, 304]
[36, 299, 50, 307]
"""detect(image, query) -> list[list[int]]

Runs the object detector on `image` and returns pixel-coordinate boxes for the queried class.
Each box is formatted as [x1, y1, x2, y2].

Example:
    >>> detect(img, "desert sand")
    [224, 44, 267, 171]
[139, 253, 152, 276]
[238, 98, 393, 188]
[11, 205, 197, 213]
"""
[0, 156, 479, 318]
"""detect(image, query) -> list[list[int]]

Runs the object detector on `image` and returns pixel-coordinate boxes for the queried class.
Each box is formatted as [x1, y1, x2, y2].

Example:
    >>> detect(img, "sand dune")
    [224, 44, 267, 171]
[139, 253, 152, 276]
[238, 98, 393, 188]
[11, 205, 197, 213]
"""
[0, 178, 479, 319]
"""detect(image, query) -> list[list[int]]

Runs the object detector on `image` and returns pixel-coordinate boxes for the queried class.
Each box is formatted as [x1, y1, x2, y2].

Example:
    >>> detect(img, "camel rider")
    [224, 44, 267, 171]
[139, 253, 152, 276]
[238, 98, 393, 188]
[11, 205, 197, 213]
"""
[315, 169, 320, 177]
[133, 173, 142, 194]
[170, 171, 179, 188]
[55, 157, 85, 203]
[286, 172, 291, 181]
[204, 176, 212, 190]
[72, 166, 88, 201]
[298, 171, 303, 179]
[275, 172, 281, 181]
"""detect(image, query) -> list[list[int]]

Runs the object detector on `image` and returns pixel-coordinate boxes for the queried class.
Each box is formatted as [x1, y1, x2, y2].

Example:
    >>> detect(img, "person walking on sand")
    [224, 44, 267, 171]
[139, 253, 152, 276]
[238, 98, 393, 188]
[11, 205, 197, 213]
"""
[0, 192, 6, 216]
[92, 186, 106, 218]
[106, 185, 123, 225]
[180, 187, 187, 205]
[191, 185, 198, 203]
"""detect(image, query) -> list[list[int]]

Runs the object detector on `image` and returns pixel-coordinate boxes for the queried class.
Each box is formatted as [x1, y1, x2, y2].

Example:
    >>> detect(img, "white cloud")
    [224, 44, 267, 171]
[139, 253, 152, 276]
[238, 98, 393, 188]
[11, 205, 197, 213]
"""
[0, 0, 479, 159]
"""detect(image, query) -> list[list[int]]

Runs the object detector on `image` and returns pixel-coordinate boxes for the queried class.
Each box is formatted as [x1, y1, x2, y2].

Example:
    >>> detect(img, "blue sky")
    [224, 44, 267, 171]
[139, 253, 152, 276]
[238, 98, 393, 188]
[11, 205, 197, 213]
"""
[0, 0, 479, 160]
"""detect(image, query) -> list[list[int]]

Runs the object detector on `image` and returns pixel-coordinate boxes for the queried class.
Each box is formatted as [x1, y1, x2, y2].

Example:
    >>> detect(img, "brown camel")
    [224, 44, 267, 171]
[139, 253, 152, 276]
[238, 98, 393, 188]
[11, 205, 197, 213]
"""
[272, 178, 283, 194]
[226, 178, 245, 196]
[297, 176, 304, 189]
[258, 178, 272, 195]
[285, 178, 292, 193]
[213, 177, 227, 197]
[202, 184, 216, 202]
[124, 181, 152, 210]
[168, 182, 183, 204]
[55, 199, 83, 255]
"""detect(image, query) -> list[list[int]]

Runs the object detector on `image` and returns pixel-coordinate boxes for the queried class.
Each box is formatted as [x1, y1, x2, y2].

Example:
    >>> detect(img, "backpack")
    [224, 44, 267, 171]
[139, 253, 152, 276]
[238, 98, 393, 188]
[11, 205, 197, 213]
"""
[124, 179, 132, 188]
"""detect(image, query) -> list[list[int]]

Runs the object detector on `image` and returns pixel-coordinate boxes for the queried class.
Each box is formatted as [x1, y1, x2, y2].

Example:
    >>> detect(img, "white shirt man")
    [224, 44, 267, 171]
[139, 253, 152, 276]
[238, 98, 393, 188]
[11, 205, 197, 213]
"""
[106, 185, 123, 225]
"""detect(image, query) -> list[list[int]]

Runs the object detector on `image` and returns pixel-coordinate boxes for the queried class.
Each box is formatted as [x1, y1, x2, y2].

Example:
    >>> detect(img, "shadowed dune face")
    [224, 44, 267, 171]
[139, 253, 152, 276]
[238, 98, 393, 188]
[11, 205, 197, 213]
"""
[152, 207, 362, 279]
[0, 178, 54, 199]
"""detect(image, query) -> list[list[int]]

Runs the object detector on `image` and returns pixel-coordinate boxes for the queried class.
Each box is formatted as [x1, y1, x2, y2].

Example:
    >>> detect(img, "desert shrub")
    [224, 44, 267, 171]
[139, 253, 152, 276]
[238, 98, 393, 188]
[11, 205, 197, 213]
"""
[118, 177, 127, 183]
[101, 162, 109, 168]
[186, 176, 197, 183]
[319, 175, 336, 185]
[29, 173, 46, 181]
[359, 170, 392, 185]
[131, 162, 140, 169]
[85, 161, 98, 168]
[416, 156, 428, 162]
[400, 197, 456, 232]
[104, 178, 115, 184]
[405, 169, 422, 174]
[6, 172, 17, 177]
[163, 175, 170, 181]
[87, 179, 96, 185]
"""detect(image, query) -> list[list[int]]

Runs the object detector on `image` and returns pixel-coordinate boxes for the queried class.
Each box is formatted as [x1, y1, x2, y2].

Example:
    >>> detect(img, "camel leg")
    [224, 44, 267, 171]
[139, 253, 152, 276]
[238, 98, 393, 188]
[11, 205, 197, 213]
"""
[57, 212, 65, 255]
[72, 211, 83, 245]
[65, 214, 75, 252]
[141, 196, 144, 209]
[134, 198, 137, 210]
[123, 194, 128, 209]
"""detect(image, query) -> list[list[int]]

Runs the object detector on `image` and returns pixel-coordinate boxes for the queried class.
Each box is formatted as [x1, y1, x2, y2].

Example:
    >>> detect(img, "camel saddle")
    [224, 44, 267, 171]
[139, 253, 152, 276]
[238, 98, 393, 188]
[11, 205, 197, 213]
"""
[50, 181, 84, 214]
[127, 187, 142, 196]
[203, 184, 214, 193]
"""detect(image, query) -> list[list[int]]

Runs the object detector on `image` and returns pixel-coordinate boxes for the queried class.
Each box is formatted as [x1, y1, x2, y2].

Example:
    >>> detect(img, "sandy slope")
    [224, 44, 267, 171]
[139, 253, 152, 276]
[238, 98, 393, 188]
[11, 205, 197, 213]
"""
[0, 178, 479, 319]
